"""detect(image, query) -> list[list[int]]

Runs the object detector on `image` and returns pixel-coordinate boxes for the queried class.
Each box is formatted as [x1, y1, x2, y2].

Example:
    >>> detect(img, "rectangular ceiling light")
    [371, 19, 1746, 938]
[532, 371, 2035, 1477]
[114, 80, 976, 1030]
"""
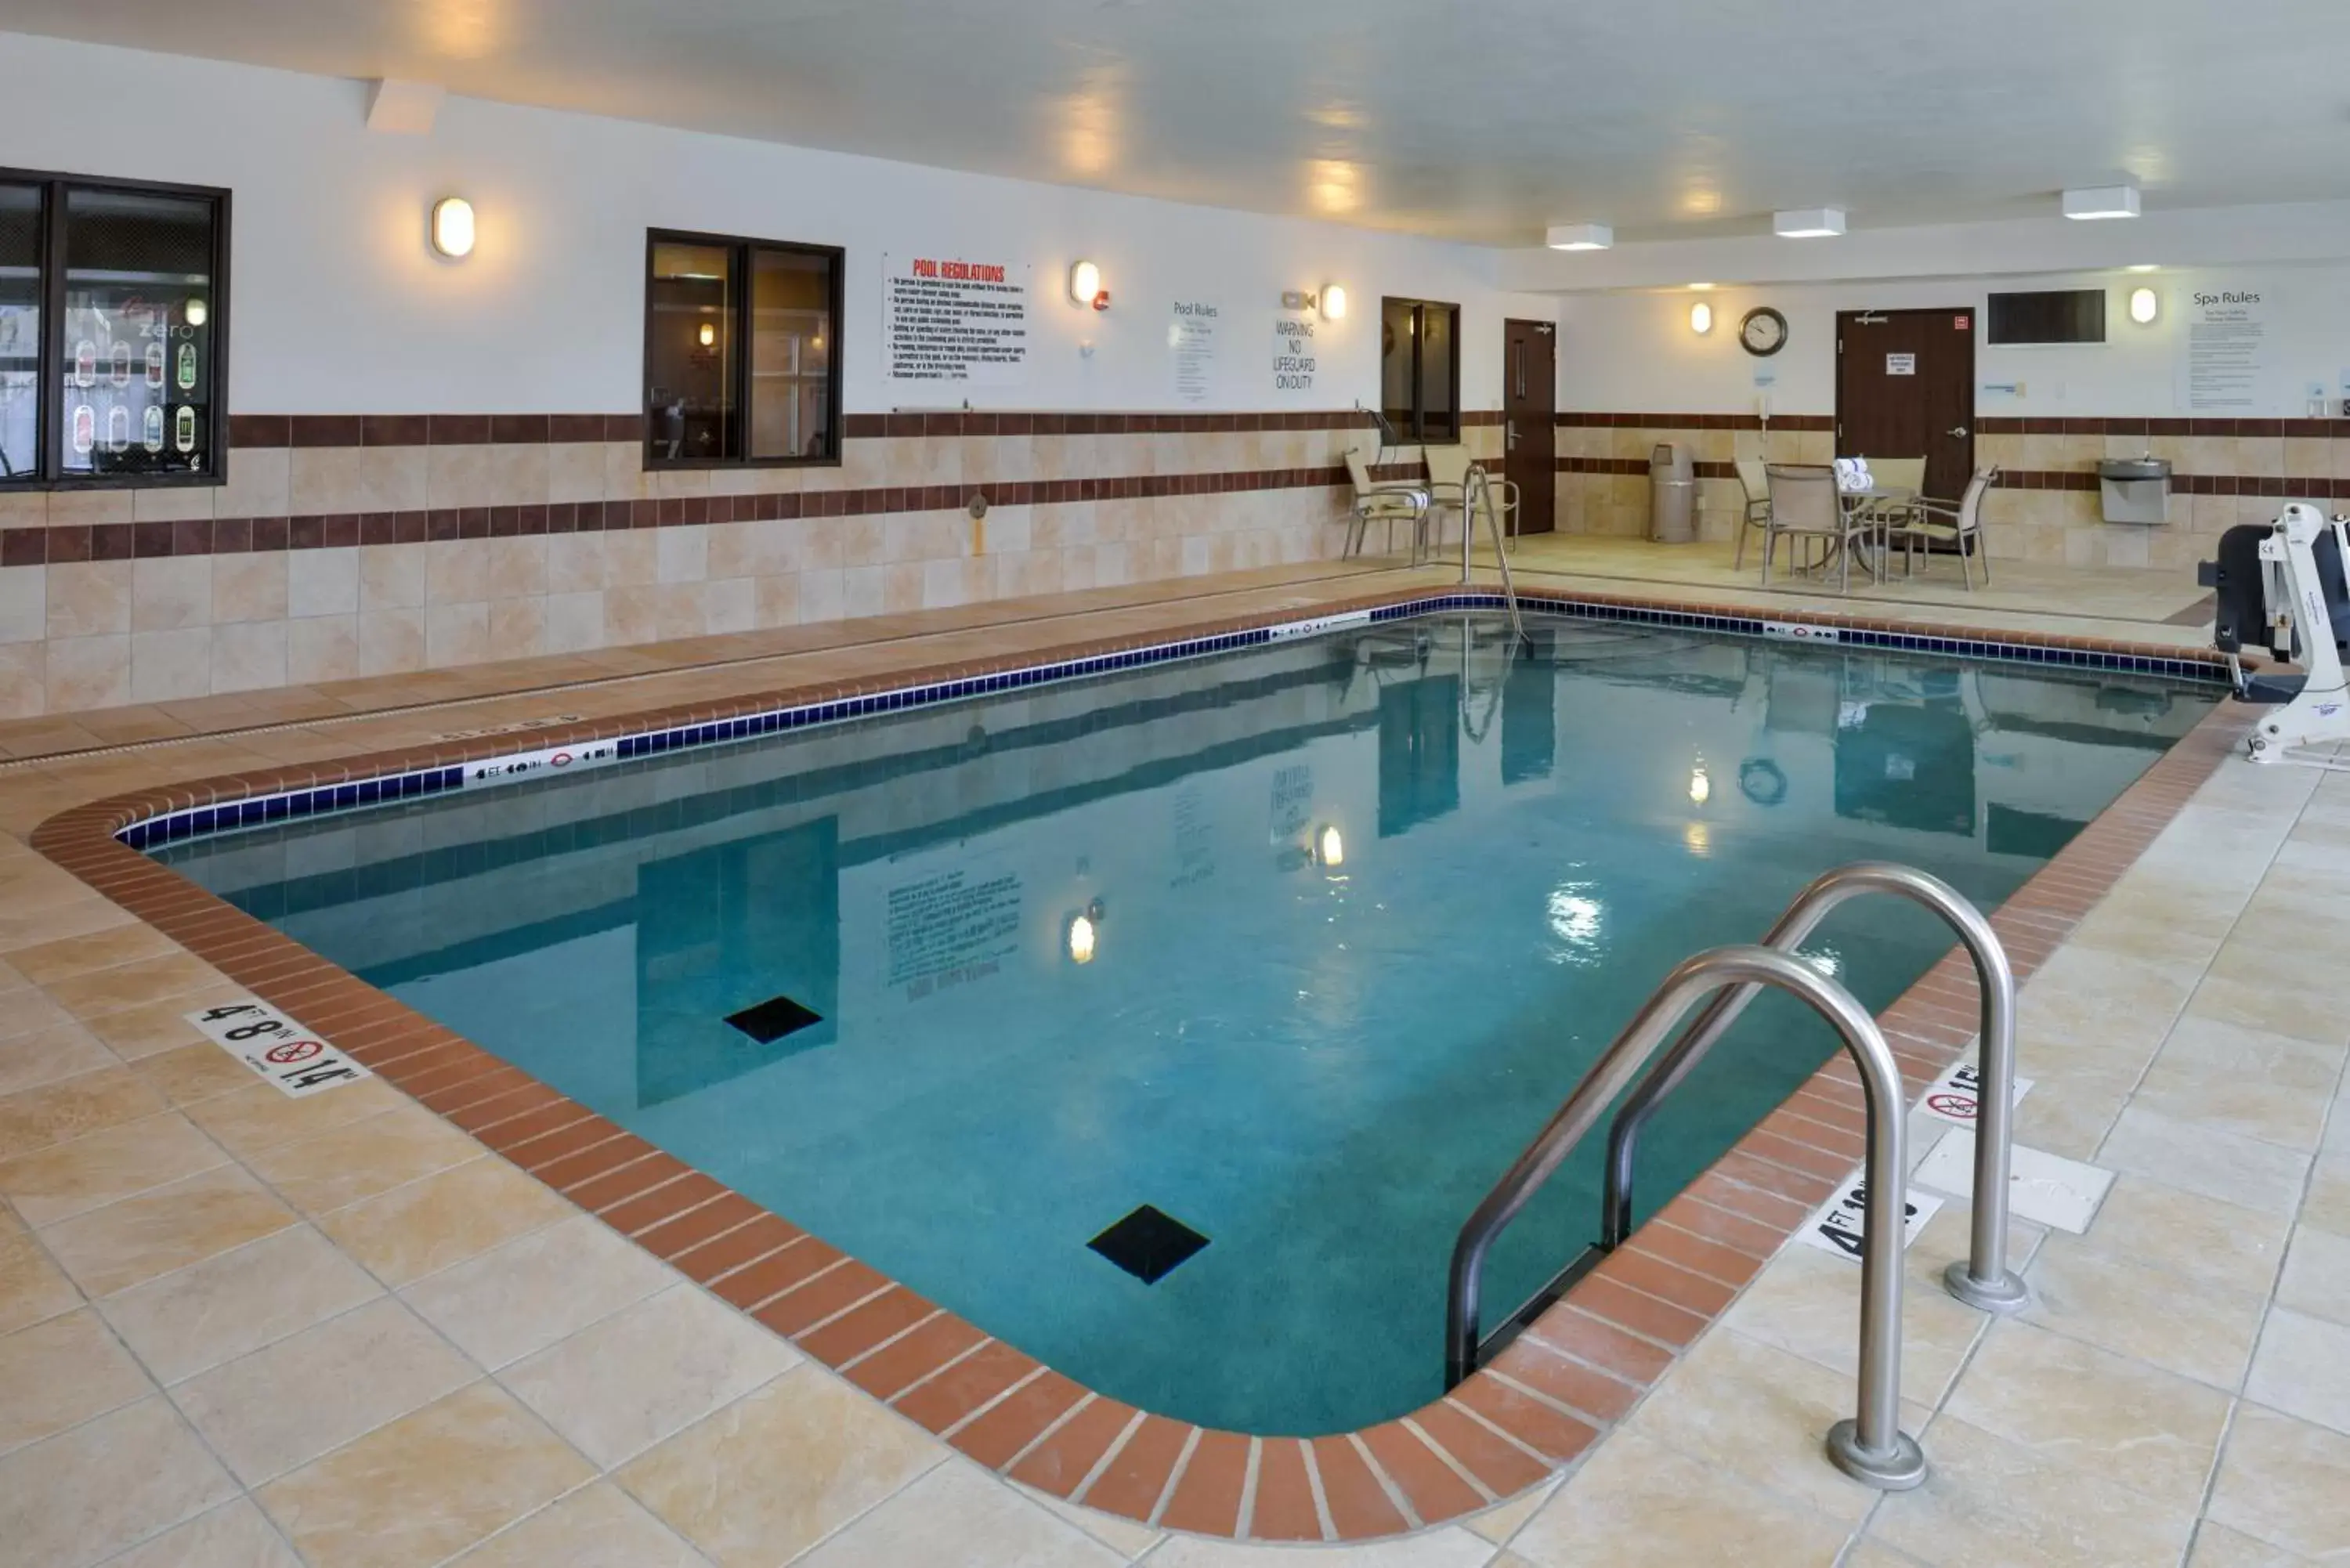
[2063, 184, 2142, 220]
[1546, 224, 1613, 251]
[1773, 208, 1846, 239]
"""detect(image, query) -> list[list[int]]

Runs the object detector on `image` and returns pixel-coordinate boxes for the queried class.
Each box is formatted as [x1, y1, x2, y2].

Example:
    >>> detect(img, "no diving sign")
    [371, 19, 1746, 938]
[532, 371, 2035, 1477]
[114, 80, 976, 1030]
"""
[1920, 1060, 2034, 1126]
[186, 1000, 370, 1097]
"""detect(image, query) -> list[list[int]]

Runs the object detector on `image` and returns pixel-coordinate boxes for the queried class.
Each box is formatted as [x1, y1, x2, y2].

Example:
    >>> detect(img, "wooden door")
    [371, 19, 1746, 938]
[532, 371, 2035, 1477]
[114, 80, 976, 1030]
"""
[1502, 319, 1556, 536]
[1835, 308, 1975, 502]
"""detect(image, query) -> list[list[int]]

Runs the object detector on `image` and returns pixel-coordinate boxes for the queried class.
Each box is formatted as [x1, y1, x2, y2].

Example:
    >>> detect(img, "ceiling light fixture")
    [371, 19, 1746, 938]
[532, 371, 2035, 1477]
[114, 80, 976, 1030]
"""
[2125, 263, 2161, 273]
[1773, 208, 1846, 239]
[1546, 223, 1613, 251]
[1687, 282, 1716, 291]
[2063, 183, 2141, 220]
[428, 196, 475, 258]
[2129, 287, 2161, 325]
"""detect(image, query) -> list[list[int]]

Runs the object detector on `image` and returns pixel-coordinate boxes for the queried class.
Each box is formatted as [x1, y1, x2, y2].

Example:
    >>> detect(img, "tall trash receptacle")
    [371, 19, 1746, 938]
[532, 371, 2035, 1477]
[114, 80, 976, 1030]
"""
[1650, 443, 1695, 543]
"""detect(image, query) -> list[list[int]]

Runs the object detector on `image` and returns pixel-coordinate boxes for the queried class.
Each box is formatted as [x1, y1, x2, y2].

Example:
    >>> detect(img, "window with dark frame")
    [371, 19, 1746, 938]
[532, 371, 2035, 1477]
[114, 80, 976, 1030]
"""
[0, 168, 230, 489]
[1379, 296, 1461, 443]
[645, 230, 843, 468]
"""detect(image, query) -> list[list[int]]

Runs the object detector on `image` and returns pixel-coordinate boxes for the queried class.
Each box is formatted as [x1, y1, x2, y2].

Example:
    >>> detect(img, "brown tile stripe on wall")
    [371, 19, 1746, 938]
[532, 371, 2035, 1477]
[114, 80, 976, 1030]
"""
[24, 582, 2243, 1544]
[222, 410, 1499, 448]
[1556, 412, 2350, 438]
[1554, 455, 2350, 500]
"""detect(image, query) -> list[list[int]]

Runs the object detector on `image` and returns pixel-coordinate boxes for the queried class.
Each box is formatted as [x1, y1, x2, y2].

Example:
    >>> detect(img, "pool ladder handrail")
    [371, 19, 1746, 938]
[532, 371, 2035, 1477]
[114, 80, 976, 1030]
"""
[1462, 464, 1526, 643]
[1601, 861, 2030, 1317]
[1442, 942, 1929, 1489]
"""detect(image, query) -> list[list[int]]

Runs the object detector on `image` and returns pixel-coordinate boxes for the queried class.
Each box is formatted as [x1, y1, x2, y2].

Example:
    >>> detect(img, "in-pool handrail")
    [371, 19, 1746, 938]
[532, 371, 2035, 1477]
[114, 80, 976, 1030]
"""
[1443, 943, 1928, 1490]
[1597, 861, 2029, 1315]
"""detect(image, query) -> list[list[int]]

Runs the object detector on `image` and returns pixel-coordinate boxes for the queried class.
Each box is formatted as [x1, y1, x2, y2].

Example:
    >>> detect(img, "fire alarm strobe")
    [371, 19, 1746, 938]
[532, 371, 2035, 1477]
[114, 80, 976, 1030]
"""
[1090, 290, 1111, 312]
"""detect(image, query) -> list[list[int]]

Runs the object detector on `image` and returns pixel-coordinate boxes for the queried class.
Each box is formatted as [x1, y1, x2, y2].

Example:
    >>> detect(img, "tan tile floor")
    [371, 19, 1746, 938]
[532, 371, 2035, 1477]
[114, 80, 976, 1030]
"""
[1, 558, 2344, 1566]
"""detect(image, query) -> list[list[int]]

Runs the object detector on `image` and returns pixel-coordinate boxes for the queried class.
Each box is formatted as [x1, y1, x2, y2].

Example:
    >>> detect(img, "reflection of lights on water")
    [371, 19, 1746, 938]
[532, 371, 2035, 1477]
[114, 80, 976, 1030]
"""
[1317, 825, 1345, 867]
[1688, 765, 1711, 806]
[1683, 822, 1711, 856]
[1801, 947, 1842, 977]
[1546, 887, 1603, 965]
[1067, 914, 1097, 964]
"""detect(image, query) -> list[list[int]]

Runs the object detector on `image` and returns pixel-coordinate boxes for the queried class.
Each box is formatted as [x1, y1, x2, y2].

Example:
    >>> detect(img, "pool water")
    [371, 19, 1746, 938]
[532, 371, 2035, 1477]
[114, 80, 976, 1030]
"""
[157, 615, 2214, 1434]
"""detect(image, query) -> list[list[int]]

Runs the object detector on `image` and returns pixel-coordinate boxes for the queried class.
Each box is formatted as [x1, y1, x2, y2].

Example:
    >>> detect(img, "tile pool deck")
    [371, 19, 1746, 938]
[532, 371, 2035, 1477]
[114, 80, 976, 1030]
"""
[0, 558, 2345, 1566]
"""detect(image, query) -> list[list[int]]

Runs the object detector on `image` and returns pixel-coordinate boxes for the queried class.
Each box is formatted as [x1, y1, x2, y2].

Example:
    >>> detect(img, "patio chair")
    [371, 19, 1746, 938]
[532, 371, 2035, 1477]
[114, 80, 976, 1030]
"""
[1894, 467, 1997, 590]
[1734, 459, 1774, 571]
[1422, 444, 1474, 558]
[1764, 464, 1872, 593]
[1344, 445, 1431, 560]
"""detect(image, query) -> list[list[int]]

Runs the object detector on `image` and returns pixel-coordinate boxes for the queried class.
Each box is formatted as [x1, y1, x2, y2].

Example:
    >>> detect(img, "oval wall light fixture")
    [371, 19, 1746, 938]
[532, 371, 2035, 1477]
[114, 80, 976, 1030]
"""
[1321, 284, 1347, 320]
[1069, 259, 1102, 305]
[429, 197, 475, 258]
[1690, 301, 1714, 335]
[2128, 286, 2160, 325]
[698, 321, 717, 348]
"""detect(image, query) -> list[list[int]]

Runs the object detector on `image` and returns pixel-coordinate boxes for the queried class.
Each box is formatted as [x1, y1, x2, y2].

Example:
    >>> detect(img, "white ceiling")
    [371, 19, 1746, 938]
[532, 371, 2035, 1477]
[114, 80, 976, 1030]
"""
[9, 0, 2350, 246]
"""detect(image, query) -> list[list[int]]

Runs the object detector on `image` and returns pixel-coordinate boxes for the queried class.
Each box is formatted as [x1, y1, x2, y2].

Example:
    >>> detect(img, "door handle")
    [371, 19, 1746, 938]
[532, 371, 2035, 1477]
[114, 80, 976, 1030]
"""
[1947, 426, 1969, 439]
[1506, 420, 1518, 450]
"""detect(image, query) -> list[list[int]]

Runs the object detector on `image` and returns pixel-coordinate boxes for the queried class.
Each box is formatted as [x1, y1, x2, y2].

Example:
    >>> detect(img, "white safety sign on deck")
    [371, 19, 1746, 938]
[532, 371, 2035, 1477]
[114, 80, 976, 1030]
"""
[1914, 1128, 2113, 1234]
[186, 1000, 371, 1097]
[1919, 1059, 2035, 1126]
[1796, 1175, 1943, 1261]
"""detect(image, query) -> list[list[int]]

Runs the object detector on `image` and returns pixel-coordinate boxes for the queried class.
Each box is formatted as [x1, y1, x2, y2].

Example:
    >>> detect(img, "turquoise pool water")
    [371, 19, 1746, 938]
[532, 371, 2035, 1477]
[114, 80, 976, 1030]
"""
[156, 615, 2214, 1434]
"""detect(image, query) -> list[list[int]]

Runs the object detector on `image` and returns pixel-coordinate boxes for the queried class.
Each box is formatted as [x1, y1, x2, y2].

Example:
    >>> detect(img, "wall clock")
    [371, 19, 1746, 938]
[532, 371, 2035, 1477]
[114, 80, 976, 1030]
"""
[1739, 307, 1789, 357]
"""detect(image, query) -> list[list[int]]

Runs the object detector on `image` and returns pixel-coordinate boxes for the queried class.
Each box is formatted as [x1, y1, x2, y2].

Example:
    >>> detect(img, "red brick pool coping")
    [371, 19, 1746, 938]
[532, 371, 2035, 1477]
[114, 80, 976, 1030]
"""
[27, 583, 2250, 1543]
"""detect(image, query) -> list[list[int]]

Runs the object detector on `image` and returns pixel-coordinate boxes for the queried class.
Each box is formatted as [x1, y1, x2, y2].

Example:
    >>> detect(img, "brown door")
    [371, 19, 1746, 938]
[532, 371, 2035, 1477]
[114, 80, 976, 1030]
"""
[1835, 308, 1975, 503]
[1502, 319, 1556, 536]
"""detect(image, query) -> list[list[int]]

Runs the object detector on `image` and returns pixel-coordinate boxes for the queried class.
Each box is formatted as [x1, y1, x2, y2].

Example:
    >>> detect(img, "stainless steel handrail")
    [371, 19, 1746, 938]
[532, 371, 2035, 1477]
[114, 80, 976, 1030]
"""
[1463, 465, 1527, 642]
[1444, 944, 1928, 1490]
[1597, 862, 2028, 1314]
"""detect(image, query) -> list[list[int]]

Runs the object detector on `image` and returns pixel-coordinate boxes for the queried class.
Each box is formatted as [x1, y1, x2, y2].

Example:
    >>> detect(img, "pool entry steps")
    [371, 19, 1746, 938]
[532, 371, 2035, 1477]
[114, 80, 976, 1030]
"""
[1445, 861, 2024, 1492]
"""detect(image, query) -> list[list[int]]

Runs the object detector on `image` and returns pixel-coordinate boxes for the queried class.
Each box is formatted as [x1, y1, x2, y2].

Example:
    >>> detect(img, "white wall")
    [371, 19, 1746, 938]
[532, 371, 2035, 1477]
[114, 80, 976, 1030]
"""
[0, 31, 1552, 417]
[1556, 264, 2350, 419]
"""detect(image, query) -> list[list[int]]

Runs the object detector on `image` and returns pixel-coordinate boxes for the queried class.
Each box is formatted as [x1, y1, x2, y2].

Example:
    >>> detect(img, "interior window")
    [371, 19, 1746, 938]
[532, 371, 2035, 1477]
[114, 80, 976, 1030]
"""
[646, 231, 841, 467]
[1380, 296, 1462, 443]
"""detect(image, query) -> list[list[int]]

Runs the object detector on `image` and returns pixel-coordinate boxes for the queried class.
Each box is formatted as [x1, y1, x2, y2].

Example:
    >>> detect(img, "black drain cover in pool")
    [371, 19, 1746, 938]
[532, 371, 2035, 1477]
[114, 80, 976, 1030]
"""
[725, 995, 825, 1045]
[1088, 1205, 1209, 1284]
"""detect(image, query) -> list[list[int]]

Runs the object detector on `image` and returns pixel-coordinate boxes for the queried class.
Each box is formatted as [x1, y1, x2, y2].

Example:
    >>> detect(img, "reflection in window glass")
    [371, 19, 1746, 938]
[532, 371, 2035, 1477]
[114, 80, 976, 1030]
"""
[748, 247, 834, 461]
[0, 184, 38, 482]
[1379, 297, 1461, 443]
[60, 186, 218, 479]
[645, 233, 841, 467]
[647, 241, 736, 464]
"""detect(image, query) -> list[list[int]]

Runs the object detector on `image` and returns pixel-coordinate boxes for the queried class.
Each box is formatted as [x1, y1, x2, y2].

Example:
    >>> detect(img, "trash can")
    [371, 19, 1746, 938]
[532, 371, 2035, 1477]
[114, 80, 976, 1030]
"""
[1650, 443, 1695, 543]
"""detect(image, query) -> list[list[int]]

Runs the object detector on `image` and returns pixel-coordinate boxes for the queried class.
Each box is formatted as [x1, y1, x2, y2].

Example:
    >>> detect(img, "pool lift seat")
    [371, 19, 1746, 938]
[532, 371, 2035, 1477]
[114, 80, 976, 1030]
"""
[2201, 500, 2350, 765]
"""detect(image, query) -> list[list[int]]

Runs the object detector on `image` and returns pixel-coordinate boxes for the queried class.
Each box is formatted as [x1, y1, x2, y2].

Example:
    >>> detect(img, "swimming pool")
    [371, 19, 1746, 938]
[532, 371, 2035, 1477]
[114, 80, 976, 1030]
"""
[155, 612, 2215, 1434]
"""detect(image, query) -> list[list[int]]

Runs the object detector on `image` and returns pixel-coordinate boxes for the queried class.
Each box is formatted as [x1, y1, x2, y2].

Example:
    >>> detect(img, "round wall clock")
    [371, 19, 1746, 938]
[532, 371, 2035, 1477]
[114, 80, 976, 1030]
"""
[1739, 307, 1789, 357]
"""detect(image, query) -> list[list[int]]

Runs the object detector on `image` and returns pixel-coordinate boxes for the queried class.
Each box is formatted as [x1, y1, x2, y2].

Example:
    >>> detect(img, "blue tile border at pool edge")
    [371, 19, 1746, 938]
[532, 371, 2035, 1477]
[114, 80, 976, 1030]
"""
[118, 592, 2227, 851]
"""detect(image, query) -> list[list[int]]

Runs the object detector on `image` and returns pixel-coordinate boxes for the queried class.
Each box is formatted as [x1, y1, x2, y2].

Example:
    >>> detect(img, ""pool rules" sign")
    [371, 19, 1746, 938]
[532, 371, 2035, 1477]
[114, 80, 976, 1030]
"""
[186, 1000, 371, 1097]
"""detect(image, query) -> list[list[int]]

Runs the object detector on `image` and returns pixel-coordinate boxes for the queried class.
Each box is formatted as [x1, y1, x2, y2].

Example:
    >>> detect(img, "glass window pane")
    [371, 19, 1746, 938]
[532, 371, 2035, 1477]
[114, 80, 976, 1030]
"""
[1380, 298, 1416, 439]
[747, 247, 835, 461]
[648, 240, 737, 462]
[0, 183, 38, 482]
[1418, 305, 1458, 443]
[60, 186, 217, 479]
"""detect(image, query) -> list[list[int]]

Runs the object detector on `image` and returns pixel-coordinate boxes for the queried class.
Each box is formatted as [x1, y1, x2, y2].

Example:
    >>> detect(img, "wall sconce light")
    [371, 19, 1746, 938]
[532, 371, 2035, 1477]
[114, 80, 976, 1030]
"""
[183, 299, 208, 327]
[698, 321, 717, 348]
[1320, 284, 1347, 321]
[1690, 301, 1714, 335]
[429, 196, 475, 258]
[2128, 286, 2160, 325]
[1065, 898, 1104, 964]
[1069, 259, 1108, 310]
[1314, 825, 1345, 868]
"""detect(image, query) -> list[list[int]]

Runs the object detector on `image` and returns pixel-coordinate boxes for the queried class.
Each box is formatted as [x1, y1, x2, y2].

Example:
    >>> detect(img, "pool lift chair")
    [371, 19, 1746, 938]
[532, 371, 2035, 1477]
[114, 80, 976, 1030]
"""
[2203, 500, 2350, 766]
